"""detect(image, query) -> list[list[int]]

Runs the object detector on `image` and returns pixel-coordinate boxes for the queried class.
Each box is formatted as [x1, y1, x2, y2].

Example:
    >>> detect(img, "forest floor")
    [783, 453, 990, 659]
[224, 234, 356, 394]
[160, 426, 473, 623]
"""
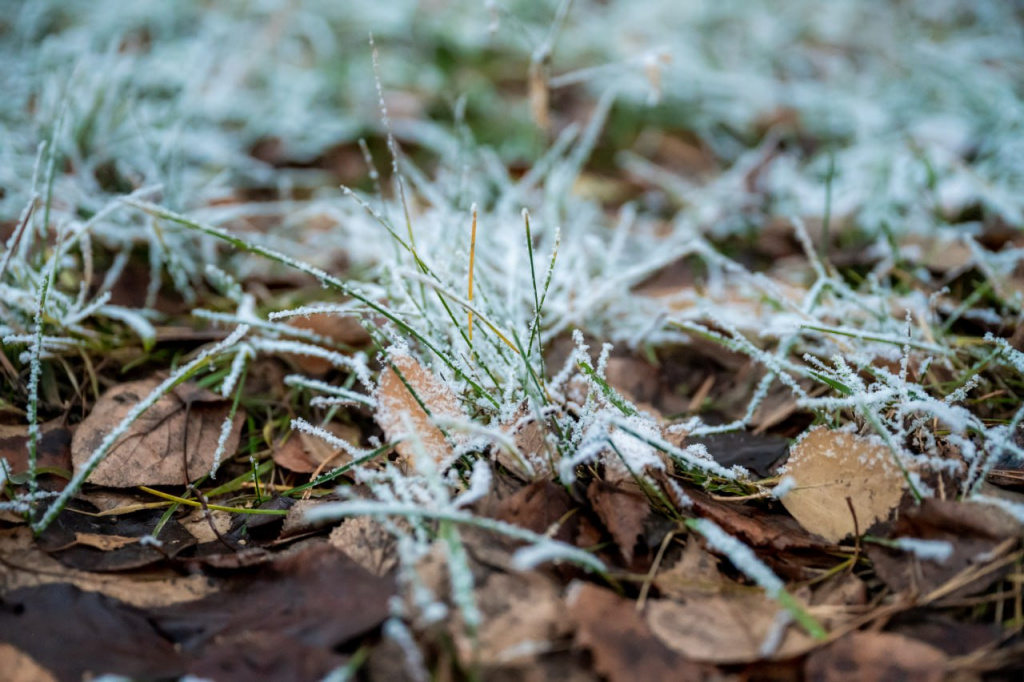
[2, 2, 1024, 681]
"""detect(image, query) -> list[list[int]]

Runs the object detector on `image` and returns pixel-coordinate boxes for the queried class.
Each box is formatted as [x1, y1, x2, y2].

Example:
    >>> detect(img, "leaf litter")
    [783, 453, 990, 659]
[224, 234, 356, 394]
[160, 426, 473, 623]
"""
[2, 1, 1024, 680]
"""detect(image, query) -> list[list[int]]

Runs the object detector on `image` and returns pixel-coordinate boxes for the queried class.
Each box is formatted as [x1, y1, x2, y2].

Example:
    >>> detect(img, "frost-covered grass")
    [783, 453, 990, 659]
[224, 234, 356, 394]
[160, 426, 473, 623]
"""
[3, 0, 1024, 672]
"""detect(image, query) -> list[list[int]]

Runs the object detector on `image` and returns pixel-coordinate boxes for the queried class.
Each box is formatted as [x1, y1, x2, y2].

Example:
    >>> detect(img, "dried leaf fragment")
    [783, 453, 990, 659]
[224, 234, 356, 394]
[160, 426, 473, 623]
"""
[0, 643, 57, 682]
[375, 353, 464, 466]
[780, 427, 906, 542]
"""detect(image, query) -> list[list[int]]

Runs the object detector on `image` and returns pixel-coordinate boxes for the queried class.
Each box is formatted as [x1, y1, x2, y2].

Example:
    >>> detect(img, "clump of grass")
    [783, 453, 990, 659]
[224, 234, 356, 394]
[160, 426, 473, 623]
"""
[3, 0, 1023, 672]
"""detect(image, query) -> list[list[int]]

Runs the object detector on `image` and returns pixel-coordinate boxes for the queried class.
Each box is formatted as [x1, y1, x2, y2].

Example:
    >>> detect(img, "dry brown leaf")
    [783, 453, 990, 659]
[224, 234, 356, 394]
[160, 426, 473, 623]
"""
[457, 572, 569, 666]
[328, 517, 398, 577]
[0, 644, 57, 682]
[567, 583, 708, 682]
[71, 377, 246, 487]
[72, 532, 140, 552]
[495, 403, 554, 479]
[273, 422, 360, 473]
[375, 353, 464, 466]
[688, 486, 825, 551]
[0, 527, 219, 608]
[866, 497, 1022, 601]
[180, 507, 233, 545]
[284, 314, 370, 375]
[654, 535, 725, 598]
[0, 420, 72, 479]
[805, 631, 946, 682]
[587, 480, 651, 566]
[646, 591, 815, 663]
[780, 427, 906, 542]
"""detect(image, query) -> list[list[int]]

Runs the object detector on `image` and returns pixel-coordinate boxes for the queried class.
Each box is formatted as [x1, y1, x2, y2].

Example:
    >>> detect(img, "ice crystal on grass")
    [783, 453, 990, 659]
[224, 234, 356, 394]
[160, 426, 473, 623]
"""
[893, 538, 954, 564]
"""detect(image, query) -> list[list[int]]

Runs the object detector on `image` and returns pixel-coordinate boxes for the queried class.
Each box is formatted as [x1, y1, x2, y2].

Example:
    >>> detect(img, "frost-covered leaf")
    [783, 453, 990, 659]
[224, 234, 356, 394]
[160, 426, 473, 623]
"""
[71, 378, 246, 487]
[780, 427, 906, 542]
[375, 352, 465, 467]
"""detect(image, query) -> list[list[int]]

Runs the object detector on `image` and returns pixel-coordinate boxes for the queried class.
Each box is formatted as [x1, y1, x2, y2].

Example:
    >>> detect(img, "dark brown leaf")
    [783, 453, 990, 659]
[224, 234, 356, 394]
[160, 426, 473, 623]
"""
[0, 583, 184, 681]
[688, 431, 789, 479]
[37, 508, 196, 572]
[188, 631, 348, 682]
[688, 487, 825, 551]
[0, 421, 72, 484]
[587, 480, 652, 566]
[568, 583, 708, 682]
[866, 498, 1022, 600]
[494, 480, 576, 543]
[153, 543, 393, 653]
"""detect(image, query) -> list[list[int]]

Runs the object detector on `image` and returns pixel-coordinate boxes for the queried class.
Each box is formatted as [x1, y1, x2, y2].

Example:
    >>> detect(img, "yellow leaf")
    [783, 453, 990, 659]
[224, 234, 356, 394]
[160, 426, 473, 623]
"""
[780, 427, 906, 542]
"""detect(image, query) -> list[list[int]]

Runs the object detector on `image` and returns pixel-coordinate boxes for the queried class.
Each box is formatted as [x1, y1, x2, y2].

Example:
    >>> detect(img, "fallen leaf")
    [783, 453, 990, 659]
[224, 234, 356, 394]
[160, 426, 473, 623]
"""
[654, 535, 725, 598]
[71, 377, 246, 487]
[646, 590, 815, 663]
[0, 527, 220, 609]
[866, 498, 1022, 600]
[496, 403, 554, 479]
[284, 313, 370, 375]
[458, 571, 569, 666]
[72, 532, 139, 551]
[0, 583, 185, 681]
[894, 615, 1001, 659]
[494, 480, 576, 543]
[780, 427, 906, 542]
[804, 631, 946, 682]
[188, 630, 348, 682]
[327, 516, 398, 577]
[37, 508, 197, 572]
[604, 357, 663, 406]
[0, 421, 73, 482]
[688, 431, 789, 478]
[180, 507, 233, 545]
[273, 422, 361, 473]
[375, 352, 464, 467]
[0, 644, 57, 682]
[152, 543, 394, 653]
[587, 480, 652, 566]
[567, 583, 708, 682]
[688, 486, 825, 551]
